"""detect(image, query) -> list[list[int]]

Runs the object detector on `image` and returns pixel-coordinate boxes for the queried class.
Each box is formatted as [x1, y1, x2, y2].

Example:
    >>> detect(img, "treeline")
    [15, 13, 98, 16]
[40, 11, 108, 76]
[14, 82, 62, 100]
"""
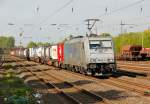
[0, 36, 15, 48]
[113, 29, 150, 53]
[27, 30, 150, 53]
[27, 41, 51, 48]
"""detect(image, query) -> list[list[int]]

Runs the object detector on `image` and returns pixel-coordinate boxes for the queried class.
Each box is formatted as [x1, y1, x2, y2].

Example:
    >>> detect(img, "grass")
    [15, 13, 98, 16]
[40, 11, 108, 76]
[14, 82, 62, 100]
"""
[2, 64, 15, 70]
[0, 67, 36, 104]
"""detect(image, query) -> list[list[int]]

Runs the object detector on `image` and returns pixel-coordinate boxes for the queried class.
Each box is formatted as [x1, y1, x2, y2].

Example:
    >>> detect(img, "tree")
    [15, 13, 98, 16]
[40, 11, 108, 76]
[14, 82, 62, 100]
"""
[27, 41, 51, 48]
[0, 36, 15, 49]
[43, 42, 51, 46]
[113, 29, 150, 53]
[7, 37, 15, 48]
[27, 41, 37, 48]
[36, 42, 43, 46]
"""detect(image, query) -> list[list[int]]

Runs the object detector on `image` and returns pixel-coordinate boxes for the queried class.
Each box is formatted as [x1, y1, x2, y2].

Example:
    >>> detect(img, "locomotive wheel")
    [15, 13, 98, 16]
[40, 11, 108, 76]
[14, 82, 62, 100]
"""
[83, 70, 88, 75]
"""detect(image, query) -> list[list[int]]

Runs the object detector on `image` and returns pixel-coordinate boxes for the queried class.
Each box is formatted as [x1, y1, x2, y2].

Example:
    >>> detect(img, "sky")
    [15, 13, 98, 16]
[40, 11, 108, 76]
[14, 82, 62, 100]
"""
[0, 0, 150, 46]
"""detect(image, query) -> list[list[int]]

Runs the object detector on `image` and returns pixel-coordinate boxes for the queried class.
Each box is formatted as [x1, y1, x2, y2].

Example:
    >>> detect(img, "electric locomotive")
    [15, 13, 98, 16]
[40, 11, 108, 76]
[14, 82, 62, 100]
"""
[63, 35, 116, 75]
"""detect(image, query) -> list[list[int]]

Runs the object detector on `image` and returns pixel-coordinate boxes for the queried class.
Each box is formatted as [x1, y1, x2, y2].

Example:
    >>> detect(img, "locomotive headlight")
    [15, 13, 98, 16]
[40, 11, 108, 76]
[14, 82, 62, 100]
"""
[108, 59, 114, 62]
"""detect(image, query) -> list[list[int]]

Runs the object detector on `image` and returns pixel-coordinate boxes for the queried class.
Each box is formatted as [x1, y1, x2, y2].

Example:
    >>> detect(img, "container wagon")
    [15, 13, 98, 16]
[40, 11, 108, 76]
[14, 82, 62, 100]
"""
[44, 46, 51, 65]
[29, 48, 36, 61]
[40, 46, 47, 64]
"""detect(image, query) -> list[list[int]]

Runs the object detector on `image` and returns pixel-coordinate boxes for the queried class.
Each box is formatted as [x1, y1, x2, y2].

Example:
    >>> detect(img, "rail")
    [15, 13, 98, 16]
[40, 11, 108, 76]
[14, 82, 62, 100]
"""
[13, 57, 110, 104]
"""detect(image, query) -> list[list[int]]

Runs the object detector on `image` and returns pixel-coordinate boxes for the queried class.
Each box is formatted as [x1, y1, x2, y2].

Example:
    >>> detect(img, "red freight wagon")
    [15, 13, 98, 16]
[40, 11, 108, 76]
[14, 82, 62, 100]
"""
[140, 48, 150, 59]
[50, 43, 64, 67]
[57, 43, 64, 67]
[121, 45, 142, 60]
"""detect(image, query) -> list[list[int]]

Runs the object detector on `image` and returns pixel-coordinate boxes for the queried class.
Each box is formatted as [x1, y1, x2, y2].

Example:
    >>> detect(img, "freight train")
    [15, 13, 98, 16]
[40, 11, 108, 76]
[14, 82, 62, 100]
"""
[117, 45, 150, 60]
[11, 35, 116, 76]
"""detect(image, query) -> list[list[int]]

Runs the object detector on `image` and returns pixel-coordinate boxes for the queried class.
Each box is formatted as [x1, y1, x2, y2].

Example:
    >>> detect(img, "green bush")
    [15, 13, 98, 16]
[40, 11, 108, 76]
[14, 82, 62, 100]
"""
[0, 70, 36, 104]
[7, 95, 29, 104]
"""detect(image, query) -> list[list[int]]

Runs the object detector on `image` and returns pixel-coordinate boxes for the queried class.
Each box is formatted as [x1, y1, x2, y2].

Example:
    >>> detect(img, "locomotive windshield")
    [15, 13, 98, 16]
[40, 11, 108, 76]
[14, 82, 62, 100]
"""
[101, 41, 112, 48]
[89, 40, 112, 49]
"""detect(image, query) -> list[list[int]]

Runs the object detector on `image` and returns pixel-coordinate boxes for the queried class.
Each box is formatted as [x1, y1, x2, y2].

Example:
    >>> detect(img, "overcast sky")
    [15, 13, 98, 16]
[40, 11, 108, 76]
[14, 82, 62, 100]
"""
[0, 0, 150, 46]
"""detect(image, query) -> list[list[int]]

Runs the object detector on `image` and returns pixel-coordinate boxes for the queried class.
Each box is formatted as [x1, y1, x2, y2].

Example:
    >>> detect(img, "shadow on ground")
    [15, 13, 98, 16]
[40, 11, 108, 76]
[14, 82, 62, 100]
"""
[93, 89, 139, 100]
[71, 80, 94, 86]
[94, 69, 147, 79]
[112, 69, 147, 78]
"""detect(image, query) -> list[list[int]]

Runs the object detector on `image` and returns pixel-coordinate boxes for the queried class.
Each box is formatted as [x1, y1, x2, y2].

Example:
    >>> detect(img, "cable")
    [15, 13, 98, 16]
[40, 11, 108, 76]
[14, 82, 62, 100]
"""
[38, 0, 74, 25]
[28, 0, 74, 34]
[95, 0, 145, 19]
[58, 0, 145, 33]
[27, 0, 145, 36]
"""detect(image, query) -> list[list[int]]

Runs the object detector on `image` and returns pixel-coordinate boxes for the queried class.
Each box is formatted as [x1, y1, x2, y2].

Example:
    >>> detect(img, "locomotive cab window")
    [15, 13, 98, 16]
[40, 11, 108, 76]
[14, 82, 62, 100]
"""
[101, 41, 112, 48]
[89, 41, 101, 49]
[89, 40, 112, 49]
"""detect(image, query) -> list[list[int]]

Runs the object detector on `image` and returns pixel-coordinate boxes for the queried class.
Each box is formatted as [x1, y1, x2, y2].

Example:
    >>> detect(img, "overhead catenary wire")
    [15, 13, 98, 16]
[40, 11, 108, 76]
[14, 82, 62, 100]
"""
[27, 0, 145, 36]
[99, 12, 150, 32]
[58, 0, 146, 33]
[38, 0, 74, 25]
[86, 0, 145, 24]
[85, 0, 146, 34]
[28, 0, 74, 34]
[97, 12, 150, 31]
[95, 0, 145, 19]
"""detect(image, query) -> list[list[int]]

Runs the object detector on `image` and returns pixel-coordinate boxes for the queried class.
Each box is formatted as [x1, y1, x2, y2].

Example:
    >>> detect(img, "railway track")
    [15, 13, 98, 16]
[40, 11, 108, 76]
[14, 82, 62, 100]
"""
[39, 71, 106, 104]
[47, 67, 150, 97]
[118, 64, 150, 72]
[21, 58, 150, 98]
[17, 56, 150, 97]
[117, 61, 150, 68]
[117, 61, 150, 76]
[109, 77, 150, 91]
[10, 56, 150, 101]
[118, 60, 150, 64]
[14, 57, 110, 104]
[14, 59, 80, 104]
